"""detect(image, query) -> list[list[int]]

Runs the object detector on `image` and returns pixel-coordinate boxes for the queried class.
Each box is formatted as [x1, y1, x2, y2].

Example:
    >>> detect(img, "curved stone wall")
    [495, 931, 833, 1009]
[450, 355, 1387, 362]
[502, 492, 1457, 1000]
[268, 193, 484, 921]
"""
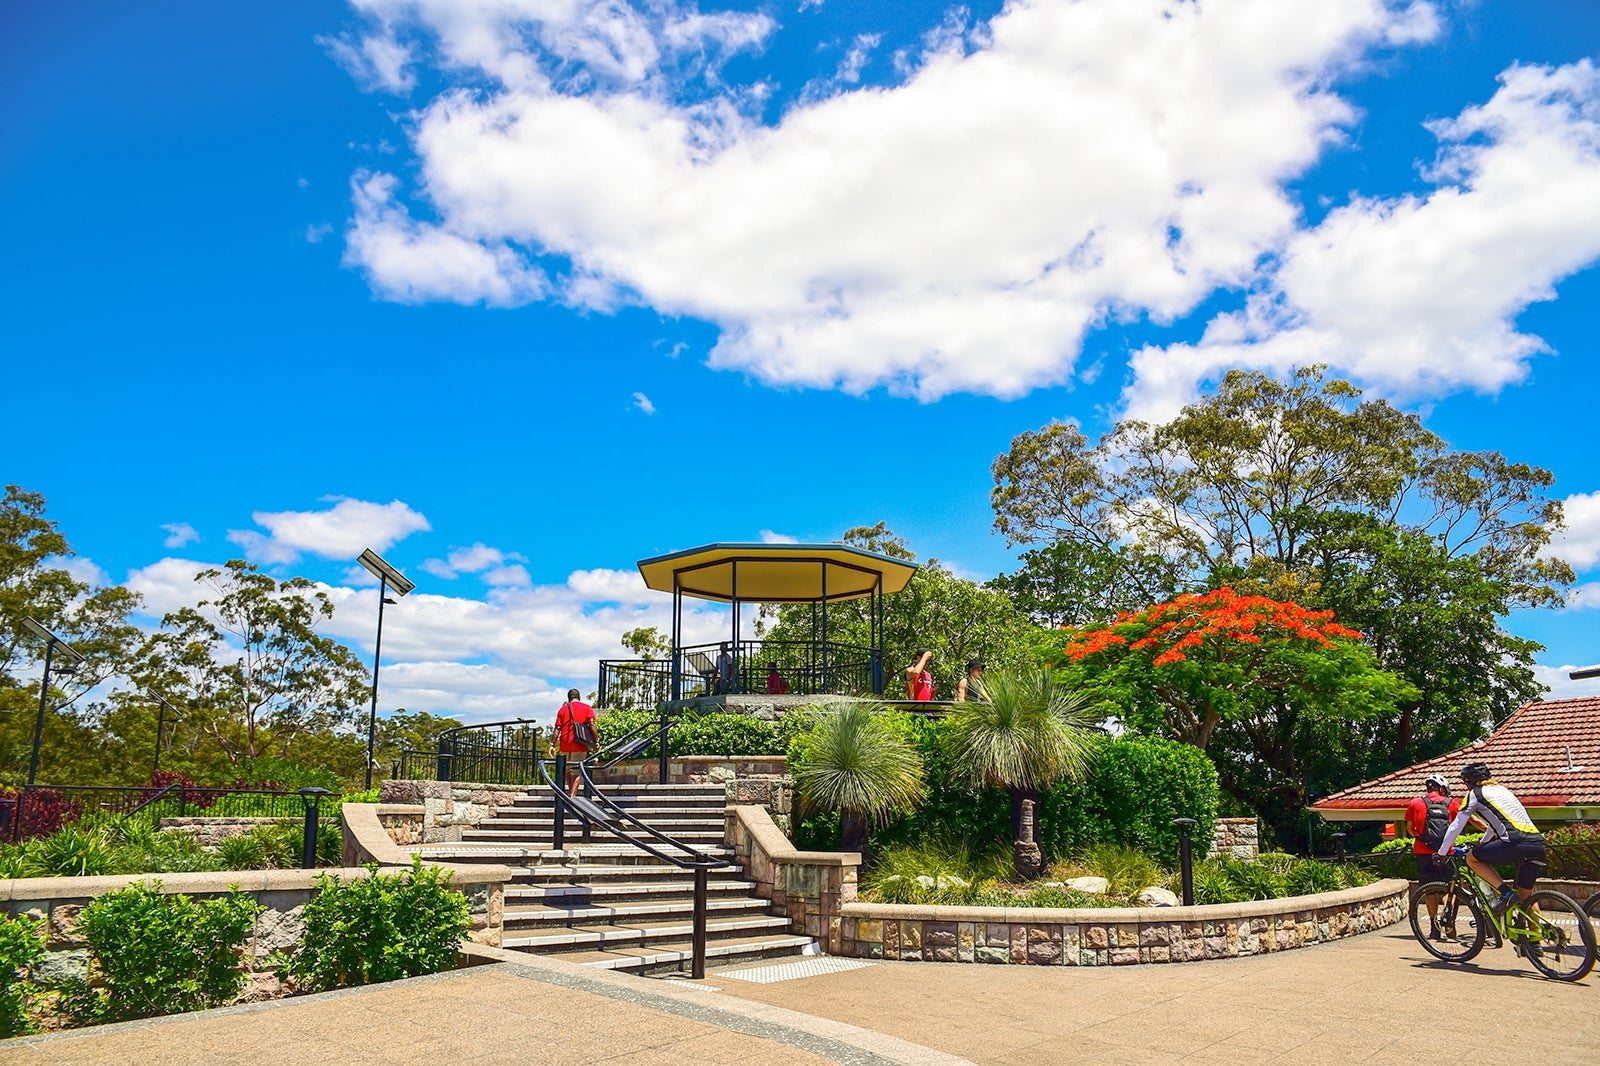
[833, 880, 1409, 966]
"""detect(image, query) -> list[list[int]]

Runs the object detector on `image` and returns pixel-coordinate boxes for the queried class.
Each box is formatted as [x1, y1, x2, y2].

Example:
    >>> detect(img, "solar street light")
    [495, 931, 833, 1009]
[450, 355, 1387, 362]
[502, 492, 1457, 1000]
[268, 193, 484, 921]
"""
[1571, 666, 1600, 681]
[356, 549, 415, 789]
[19, 618, 86, 786]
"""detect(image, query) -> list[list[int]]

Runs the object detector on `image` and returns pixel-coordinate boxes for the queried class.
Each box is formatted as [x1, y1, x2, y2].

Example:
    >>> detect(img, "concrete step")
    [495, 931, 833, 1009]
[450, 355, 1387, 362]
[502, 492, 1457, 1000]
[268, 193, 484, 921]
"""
[471, 814, 725, 831]
[504, 914, 795, 953]
[544, 934, 814, 975]
[506, 878, 759, 904]
[505, 897, 774, 928]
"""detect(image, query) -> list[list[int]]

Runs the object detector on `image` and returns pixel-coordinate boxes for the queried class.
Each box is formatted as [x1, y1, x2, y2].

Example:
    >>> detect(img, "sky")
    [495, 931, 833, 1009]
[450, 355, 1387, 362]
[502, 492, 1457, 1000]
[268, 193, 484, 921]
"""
[4, 0, 1599, 726]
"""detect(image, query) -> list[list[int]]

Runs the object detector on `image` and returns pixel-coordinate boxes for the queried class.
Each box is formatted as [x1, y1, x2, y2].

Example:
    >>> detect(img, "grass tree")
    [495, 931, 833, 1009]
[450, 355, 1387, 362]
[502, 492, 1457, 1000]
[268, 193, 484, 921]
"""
[943, 667, 1097, 868]
[791, 703, 926, 858]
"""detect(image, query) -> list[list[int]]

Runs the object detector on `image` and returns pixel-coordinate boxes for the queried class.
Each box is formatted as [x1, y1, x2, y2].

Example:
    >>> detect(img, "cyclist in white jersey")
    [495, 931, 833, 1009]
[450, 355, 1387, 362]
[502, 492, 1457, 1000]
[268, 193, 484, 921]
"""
[1437, 761, 1547, 914]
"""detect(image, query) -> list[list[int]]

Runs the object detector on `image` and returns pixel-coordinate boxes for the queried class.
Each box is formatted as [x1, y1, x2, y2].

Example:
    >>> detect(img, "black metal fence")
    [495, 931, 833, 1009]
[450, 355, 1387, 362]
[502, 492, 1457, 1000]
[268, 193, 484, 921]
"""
[426, 720, 545, 786]
[600, 638, 880, 706]
[0, 784, 316, 843]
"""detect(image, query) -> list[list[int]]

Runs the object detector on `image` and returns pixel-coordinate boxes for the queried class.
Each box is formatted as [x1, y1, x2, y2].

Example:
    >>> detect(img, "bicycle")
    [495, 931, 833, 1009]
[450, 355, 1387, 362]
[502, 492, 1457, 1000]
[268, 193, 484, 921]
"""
[1408, 853, 1596, 981]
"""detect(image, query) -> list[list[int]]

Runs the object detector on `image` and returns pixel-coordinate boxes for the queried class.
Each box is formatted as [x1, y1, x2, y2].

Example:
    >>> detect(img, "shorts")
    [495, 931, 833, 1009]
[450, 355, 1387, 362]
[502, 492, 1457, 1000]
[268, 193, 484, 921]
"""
[1470, 836, 1547, 889]
[1414, 854, 1454, 884]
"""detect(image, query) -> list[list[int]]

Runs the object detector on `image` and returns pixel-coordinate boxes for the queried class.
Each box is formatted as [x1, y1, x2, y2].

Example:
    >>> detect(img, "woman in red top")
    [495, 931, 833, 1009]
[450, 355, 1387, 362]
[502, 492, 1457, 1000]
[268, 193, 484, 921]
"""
[905, 649, 934, 701]
[551, 688, 597, 796]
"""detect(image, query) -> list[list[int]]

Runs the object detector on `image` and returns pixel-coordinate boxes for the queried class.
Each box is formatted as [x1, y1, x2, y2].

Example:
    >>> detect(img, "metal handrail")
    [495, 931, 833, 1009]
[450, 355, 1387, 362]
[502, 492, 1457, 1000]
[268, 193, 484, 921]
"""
[124, 780, 183, 817]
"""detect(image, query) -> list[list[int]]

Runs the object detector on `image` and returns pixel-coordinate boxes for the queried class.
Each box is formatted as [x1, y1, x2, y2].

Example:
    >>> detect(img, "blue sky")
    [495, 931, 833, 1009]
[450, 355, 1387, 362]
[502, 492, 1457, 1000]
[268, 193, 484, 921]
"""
[4, 0, 1599, 723]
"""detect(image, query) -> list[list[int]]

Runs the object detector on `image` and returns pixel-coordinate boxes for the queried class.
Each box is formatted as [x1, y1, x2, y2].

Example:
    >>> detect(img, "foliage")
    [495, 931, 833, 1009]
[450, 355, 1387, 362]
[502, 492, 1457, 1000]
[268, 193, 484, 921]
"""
[76, 882, 260, 1022]
[1545, 823, 1600, 882]
[0, 912, 43, 1038]
[860, 840, 1011, 905]
[1055, 588, 1411, 850]
[0, 788, 83, 840]
[288, 858, 470, 992]
[790, 705, 927, 854]
[136, 559, 372, 766]
[991, 539, 1180, 628]
[1188, 855, 1373, 905]
[342, 787, 381, 804]
[595, 707, 814, 759]
[1053, 843, 1168, 901]
[758, 523, 1039, 696]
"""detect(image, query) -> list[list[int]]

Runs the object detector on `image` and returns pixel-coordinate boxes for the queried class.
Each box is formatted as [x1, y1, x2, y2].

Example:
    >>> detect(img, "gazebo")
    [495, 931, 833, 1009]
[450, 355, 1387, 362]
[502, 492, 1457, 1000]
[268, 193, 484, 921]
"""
[600, 542, 917, 706]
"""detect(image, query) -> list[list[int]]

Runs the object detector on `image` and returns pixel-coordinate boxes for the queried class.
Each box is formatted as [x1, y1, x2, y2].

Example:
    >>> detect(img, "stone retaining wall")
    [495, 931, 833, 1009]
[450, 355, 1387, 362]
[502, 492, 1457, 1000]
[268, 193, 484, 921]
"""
[157, 816, 296, 846]
[598, 755, 788, 786]
[725, 805, 859, 952]
[377, 779, 527, 843]
[833, 880, 1408, 966]
[0, 862, 514, 997]
[1209, 817, 1260, 860]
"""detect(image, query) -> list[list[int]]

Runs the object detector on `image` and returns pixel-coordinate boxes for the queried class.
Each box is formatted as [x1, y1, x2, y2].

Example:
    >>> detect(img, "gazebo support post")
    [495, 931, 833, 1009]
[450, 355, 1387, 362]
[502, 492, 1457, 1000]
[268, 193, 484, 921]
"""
[670, 577, 683, 702]
[820, 563, 829, 693]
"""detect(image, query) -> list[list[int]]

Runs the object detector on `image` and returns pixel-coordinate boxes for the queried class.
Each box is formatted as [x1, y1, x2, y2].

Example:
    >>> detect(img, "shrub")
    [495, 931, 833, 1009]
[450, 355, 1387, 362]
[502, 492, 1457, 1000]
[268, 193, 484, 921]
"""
[22, 825, 120, 878]
[596, 707, 811, 760]
[215, 834, 268, 871]
[288, 858, 470, 992]
[2, 789, 83, 841]
[860, 840, 1011, 905]
[1191, 859, 1245, 905]
[77, 882, 260, 1022]
[0, 913, 43, 1038]
[1055, 843, 1169, 901]
[1546, 823, 1600, 881]
[340, 787, 381, 804]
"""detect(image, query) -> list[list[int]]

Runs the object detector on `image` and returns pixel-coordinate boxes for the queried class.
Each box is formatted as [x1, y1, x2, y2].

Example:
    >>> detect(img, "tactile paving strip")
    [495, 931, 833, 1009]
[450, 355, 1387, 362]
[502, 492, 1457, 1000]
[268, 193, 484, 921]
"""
[716, 957, 876, 983]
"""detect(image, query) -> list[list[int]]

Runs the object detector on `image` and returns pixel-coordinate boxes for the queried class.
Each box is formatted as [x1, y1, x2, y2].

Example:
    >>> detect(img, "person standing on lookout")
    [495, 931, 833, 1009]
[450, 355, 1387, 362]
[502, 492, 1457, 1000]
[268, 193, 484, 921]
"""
[906, 649, 934, 701]
[551, 688, 597, 797]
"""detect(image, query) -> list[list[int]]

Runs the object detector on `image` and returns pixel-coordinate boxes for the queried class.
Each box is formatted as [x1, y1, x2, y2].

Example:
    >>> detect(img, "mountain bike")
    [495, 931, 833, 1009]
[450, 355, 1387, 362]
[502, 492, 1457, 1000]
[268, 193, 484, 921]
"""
[1408, 853, 1595, 981]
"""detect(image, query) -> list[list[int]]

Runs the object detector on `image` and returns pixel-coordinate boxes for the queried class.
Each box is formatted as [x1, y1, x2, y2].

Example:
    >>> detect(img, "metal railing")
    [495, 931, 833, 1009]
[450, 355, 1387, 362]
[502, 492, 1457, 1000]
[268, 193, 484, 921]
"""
[432, 719, 545, 785]
[541, 754, 735, 978]
[0, 783, 318, 843]
[600, 638, 880, 706]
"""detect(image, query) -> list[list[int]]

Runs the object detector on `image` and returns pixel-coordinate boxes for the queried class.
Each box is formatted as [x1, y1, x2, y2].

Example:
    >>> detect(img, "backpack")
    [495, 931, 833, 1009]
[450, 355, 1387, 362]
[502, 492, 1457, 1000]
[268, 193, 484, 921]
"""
[569, 706, 598, 751]
[1419, 796, 1451, 851]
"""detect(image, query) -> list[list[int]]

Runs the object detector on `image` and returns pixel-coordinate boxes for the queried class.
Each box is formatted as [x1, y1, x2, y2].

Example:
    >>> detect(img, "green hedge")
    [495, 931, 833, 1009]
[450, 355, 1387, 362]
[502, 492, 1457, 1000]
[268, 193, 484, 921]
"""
[596, 708, 815, 759]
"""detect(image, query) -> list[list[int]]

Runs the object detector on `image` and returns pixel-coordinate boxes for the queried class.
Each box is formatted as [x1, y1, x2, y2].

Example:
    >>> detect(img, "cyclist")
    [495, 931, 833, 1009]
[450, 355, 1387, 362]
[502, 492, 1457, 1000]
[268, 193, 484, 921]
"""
[1405, 772, 1460, 939]
[1437, 761, 1547, 916]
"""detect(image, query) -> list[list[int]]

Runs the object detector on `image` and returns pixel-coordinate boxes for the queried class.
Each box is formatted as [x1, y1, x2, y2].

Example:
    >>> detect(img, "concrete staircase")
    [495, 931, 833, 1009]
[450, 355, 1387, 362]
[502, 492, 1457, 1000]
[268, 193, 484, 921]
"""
[424, 782, 811, 974]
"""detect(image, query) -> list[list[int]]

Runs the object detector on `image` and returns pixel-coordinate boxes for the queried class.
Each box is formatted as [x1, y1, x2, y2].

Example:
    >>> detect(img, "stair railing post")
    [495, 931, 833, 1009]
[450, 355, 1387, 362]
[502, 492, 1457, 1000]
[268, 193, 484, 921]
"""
[553, 754, 566, 851]
[692, 865, 709, 980]
[657, 706, 669, 786]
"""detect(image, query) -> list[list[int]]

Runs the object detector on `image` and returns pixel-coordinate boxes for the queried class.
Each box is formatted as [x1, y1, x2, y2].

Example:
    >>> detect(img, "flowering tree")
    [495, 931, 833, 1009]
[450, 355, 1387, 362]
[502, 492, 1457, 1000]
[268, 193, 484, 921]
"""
[1052, 588, 1415, 847]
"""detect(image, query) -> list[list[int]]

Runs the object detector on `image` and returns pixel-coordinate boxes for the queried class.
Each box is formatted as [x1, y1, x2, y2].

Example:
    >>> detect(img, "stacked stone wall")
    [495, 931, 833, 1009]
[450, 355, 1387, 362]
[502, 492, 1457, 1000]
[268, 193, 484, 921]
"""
[378, 780, 526, 843]
[725, 805, 858, 952]
[157, 816, 297, 847]
[1208, 817, 1260, 860]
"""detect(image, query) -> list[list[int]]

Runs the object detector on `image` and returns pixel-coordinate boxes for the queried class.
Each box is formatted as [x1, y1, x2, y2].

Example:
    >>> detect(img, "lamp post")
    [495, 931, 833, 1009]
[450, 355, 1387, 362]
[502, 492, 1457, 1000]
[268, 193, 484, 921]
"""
[355, 549, 415, 790]
[1571, 666, 1600, 681]
[20, 618, 86, 787]
[149, 693, 180, 776]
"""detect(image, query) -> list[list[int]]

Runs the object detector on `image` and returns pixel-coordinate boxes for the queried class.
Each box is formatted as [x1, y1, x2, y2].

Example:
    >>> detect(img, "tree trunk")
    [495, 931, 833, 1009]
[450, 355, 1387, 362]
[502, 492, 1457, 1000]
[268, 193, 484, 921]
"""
[841, 809, 869, 862]
[1009, 787, 1039, 847]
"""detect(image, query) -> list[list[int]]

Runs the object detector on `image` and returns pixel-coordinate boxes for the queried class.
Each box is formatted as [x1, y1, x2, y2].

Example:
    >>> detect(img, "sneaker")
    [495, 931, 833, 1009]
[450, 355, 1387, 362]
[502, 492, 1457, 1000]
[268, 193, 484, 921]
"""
[1490, 887, 1517, 915]
[1428, 923, 1443, 941]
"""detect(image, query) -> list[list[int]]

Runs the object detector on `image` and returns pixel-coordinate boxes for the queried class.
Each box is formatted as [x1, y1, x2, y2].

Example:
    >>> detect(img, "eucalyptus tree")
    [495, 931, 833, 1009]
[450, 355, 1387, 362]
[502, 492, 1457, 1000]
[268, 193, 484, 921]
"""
[790, 702, 926, 858]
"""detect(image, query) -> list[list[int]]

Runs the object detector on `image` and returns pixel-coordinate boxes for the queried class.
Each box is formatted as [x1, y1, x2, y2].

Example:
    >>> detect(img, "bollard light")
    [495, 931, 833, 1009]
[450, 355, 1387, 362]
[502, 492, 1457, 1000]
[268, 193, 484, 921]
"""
[1171, 818, 1197, 907]
[297, 787, 334, 868]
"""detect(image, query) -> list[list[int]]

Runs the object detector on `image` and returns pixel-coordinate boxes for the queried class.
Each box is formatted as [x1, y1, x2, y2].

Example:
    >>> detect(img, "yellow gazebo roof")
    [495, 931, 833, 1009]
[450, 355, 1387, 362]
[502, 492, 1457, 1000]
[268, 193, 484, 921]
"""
[636, 543, 917, 604]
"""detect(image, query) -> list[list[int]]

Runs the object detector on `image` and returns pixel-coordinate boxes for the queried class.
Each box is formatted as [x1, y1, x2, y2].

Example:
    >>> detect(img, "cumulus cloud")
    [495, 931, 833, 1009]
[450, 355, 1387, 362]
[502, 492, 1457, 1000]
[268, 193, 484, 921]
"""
[1533, 663, 1600, 701]
[759, 529, 798, 544]
[632, 391, 656, 414]
[334, 0, 1451, 400]
[161, 523, 200, 549]
[227, 497, 431, 565]
[1565, 583, 1600, 610]
[1549, 491, 1600, 572]
[1124, 58, 1600, 421]
[419, 542, 527, 580]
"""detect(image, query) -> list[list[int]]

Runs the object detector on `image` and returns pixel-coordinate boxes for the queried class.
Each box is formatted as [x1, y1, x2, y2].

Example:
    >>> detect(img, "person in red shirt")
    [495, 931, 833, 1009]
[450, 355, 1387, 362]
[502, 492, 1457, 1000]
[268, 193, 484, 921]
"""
[905, 649, 934, 701]
[1405, 772, 1462, 940]
[551, 688, 597, 797]
[765, 664, 788, 695]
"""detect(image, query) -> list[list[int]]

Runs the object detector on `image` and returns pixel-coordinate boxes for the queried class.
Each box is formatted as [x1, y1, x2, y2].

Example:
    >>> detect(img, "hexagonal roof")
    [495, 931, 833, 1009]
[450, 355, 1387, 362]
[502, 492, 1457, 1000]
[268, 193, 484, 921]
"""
[636, 542, 918, 604]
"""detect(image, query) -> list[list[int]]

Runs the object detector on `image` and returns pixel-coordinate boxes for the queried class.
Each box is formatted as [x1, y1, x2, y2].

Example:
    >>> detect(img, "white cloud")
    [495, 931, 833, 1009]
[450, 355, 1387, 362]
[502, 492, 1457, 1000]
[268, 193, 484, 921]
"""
[227, 496, 431, 565]
[57, 556, 107, 588]
[335, 0, 1441, 400]
[1124, 58, 1600, 421]
[1533, 664, 1600, 701]
[1565, 583, 1600, 610]
[759, 529, 798, 544]
[161, 522, 200, 549]
[1550, 491, 1600, 572]
[482, 564, 533, 587]
[318, 26, 416, 93]
[419, 542, 527, 580]
[632, 391, 656, 414]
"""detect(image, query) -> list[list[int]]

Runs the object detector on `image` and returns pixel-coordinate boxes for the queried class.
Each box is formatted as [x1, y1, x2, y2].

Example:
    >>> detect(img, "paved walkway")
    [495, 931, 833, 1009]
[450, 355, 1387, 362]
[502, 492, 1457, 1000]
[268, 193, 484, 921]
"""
[4, 928, 1596, 1065]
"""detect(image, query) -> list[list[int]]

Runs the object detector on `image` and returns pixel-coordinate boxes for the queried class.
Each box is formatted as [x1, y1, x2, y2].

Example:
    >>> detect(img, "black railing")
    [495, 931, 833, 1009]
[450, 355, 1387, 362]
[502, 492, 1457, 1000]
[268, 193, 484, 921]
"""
[433, 719, 544, 786]
[0, 784, 318, 843]
[600, 638, 880, 706]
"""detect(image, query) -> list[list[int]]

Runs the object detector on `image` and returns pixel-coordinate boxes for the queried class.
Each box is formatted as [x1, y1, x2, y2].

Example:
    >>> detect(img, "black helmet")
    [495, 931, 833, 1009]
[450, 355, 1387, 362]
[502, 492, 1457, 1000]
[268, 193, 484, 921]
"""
[1460, 761, 1491, 786]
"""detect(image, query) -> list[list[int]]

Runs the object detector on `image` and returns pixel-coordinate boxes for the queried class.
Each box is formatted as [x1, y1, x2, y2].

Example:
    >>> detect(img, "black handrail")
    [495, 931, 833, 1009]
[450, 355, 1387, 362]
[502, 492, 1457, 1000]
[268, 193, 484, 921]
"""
[537, 756, 732, 978]
[124, 780, 183, 817]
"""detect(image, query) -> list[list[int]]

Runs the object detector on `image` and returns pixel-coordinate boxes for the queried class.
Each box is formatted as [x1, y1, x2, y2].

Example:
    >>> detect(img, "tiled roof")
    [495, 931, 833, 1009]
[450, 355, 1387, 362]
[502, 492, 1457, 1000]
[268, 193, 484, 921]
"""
[1312, 697, 1600, 811]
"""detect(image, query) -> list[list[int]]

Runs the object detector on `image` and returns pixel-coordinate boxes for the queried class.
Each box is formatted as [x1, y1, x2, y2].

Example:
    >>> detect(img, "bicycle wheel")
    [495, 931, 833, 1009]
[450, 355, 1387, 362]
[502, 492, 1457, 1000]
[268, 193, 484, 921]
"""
[1518, 890, 1596, 981]
[1410, 881, 1485, 962]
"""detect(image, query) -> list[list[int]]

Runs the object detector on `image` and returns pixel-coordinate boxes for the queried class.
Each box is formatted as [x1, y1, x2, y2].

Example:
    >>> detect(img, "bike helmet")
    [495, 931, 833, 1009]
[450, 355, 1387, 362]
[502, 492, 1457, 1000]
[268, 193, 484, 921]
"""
[1460, 761, 1491, 786]
[1424, 773, 1449, 793]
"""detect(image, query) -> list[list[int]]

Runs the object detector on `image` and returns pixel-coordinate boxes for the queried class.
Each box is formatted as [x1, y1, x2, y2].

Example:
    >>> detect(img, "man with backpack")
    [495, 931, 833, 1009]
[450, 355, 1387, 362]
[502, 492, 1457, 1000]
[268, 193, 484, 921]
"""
[1406, 772, 1461, 940]
[551, 688, 598, 797]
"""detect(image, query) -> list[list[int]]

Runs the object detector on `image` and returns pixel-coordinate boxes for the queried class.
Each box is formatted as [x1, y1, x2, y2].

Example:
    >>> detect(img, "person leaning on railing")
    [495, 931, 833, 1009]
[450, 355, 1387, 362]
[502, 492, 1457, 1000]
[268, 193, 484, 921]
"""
[550, 688, 598, 797]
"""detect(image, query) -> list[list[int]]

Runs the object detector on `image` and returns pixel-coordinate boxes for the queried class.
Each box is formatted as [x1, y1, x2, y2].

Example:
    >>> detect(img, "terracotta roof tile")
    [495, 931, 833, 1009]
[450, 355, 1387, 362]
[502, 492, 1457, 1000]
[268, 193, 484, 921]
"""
[1312, 697, 1600, 811]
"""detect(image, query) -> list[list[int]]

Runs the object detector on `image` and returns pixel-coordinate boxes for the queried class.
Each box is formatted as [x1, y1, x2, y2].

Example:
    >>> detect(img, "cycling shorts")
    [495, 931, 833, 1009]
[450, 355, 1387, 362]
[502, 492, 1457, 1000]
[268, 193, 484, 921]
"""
[1415, 854, 1454, 884]
[1470, 836, 1546, 889]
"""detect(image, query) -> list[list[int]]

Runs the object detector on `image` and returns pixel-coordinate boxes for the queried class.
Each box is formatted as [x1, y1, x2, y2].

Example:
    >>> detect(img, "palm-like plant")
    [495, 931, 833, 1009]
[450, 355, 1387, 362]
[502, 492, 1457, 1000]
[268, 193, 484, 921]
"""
[792, 703, 926, 857]
[943, 667, 1096, 865]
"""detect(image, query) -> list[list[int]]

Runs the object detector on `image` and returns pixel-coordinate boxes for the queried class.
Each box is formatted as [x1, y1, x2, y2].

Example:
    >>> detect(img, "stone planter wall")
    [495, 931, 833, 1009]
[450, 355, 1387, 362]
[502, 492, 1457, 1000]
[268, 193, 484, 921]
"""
[725, 805, 859, 952]
[0, 861, 514, 996]
[377, 779, 528, 843]
[1209, 817, 1260, 860]
[833, 879, 1408, 966]
[598, 755, 788, 787]
[157, 816, 296, 846]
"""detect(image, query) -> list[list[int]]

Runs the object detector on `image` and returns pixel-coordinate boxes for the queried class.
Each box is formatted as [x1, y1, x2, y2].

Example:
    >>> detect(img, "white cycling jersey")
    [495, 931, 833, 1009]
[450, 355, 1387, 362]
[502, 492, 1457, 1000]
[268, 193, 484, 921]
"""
[1438, 782, 1539, 854]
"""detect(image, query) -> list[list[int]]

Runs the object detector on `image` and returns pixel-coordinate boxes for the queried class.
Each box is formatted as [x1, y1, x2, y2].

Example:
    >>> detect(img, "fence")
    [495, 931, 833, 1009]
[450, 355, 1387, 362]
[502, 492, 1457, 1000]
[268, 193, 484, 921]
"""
[421, 720, 545, 786]
[0, 784, 317, 843]
[600, 638, 880, 706]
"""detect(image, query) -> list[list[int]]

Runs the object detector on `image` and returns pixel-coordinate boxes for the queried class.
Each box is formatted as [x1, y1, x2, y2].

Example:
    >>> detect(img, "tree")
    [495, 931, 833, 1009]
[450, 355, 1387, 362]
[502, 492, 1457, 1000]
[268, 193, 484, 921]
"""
[759, 523, 1038, 696]
[1055, 588, 1415, 849]
[140, 561, 371, 766]
[941, 667, 1097, 867]
[990, 540, 1180, 628]
[0, 485, 142, 783]
[791, 703, 926, 857]
[992, 366, 1570, 780]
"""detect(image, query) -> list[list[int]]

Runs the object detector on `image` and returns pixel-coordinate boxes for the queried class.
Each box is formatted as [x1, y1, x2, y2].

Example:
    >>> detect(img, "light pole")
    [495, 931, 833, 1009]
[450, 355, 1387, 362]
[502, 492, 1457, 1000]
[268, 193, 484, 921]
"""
[20, 618, 86, 787]
[149, 693, 180, 776]
[356, 549, 415, 790]
[1571, 666, 1600, 681]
